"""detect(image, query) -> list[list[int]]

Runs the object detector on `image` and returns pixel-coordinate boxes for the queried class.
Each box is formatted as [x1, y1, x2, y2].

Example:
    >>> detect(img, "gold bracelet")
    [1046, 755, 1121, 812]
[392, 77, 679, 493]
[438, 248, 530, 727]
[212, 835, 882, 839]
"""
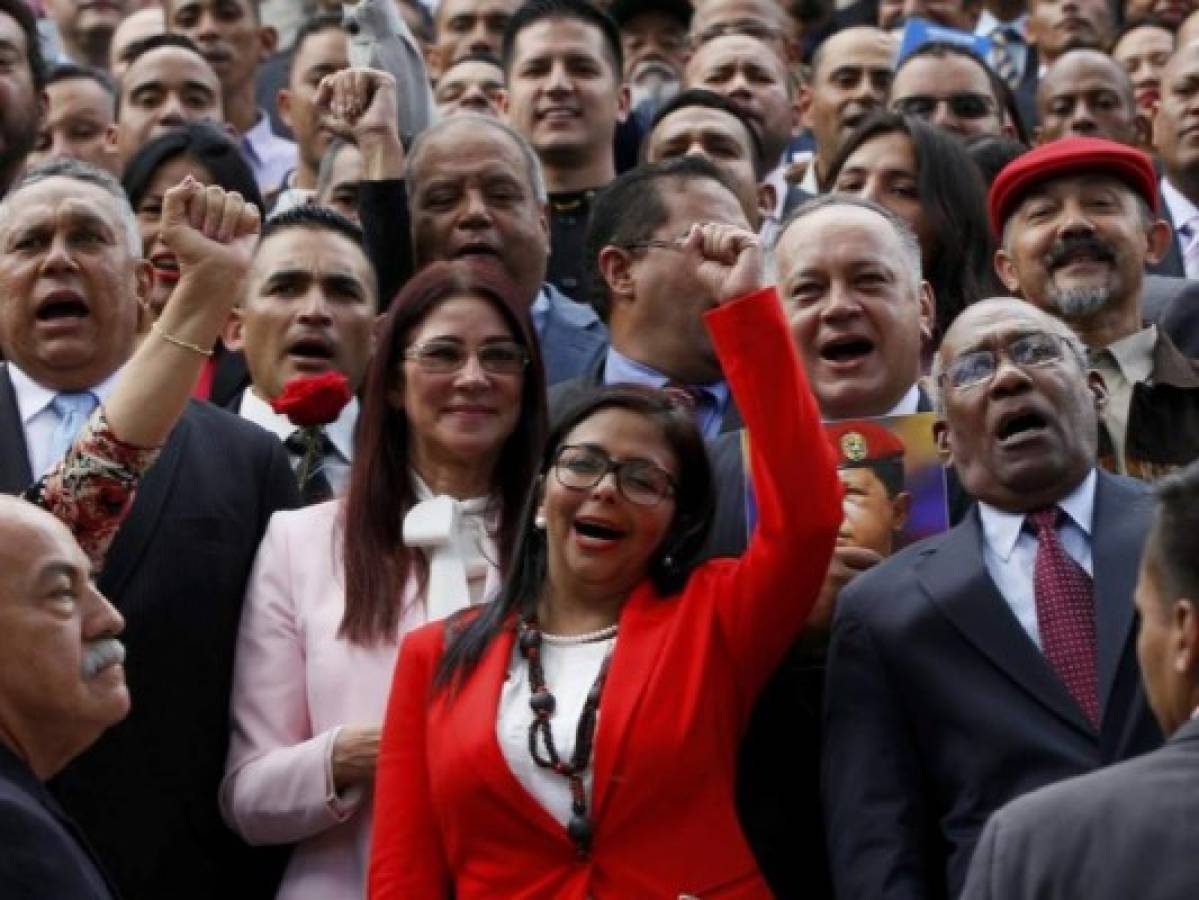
[151, 320, 213, 357]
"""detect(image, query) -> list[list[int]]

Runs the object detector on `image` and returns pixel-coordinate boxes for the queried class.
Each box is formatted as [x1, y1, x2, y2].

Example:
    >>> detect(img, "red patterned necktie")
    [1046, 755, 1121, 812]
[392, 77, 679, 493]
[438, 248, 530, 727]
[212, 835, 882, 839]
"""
[1027, 507, 1100, 728]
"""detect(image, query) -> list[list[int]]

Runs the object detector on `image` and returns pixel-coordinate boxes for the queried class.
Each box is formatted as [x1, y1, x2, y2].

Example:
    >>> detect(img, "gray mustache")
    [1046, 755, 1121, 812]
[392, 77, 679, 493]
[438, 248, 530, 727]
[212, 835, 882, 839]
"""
[81, 638, 125, 679]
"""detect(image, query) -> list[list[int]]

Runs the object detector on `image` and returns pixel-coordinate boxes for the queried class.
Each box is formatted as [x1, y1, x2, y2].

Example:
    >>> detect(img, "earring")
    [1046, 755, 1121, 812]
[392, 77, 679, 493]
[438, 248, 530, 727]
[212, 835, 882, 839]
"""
[534, 513, 547, 529]
[662, 555, 674, 569]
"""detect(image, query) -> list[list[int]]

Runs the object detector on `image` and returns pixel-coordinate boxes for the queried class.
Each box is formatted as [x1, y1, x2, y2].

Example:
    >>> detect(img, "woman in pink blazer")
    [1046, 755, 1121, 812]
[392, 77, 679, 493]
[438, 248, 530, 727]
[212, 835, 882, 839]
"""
[220, 260, 547, 899]
[369, 222, 842, 898]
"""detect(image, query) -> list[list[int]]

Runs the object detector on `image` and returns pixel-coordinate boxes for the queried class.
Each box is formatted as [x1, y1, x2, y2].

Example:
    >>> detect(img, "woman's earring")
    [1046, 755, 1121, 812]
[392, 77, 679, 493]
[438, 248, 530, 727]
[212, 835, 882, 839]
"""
[534, 513, 547, 529]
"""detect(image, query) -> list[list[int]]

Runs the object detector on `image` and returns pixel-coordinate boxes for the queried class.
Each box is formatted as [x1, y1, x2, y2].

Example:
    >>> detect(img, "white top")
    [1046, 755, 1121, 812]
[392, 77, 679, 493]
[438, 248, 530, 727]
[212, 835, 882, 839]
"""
[497, 634, 616, 827]
[7, 362, 122, 478]
[884, 382, 921, 417]
[977, 469, 1096, 650]
[237, 388, 358, 496]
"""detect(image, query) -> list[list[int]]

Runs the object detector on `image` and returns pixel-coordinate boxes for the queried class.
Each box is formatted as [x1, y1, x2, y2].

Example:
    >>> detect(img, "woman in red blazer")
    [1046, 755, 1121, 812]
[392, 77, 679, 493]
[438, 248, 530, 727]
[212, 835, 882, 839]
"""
[369, 222, 842, 898]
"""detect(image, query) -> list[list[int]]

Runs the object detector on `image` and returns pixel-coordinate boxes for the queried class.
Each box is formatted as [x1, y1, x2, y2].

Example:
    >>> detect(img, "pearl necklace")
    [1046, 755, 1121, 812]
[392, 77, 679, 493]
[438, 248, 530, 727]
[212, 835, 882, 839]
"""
[540, 624, 620, 646]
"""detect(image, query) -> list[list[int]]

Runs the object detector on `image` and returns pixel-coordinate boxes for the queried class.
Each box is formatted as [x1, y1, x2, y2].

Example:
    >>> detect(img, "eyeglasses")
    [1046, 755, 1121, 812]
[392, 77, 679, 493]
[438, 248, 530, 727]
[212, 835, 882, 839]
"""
[892, 92, 997, 120]
[404, 339, 528, 375]
[939, 332, 1075, 391]
[620, 237, 686, 254]
[551, 444, 676, 507]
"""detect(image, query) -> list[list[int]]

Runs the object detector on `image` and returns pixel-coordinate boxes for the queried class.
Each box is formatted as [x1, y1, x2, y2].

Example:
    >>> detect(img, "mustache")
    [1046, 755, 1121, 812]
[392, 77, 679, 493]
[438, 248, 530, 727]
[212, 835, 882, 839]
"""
[1044, 234, 1115, 271]
[81, 638, 125, 679]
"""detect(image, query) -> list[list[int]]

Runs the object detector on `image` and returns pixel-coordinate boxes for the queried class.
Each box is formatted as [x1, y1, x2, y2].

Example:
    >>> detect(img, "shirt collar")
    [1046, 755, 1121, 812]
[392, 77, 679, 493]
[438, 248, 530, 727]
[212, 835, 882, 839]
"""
[239, 387, 358, 463]
[8, 362, 123, 426]
[976, 10, 1028, 37]
[979, 468, 1097, 561]
[884, 383, 921, 417]
[603, 347, 730, 407]
[1161, 176, 1199, 235]
[1096, 324, 1157, 386]
[765, 158, 790, 223]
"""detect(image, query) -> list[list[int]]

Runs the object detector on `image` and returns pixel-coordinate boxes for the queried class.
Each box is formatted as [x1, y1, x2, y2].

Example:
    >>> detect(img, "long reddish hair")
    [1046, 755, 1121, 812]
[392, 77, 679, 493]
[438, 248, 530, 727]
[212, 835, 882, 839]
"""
[340, 259, 547, 646]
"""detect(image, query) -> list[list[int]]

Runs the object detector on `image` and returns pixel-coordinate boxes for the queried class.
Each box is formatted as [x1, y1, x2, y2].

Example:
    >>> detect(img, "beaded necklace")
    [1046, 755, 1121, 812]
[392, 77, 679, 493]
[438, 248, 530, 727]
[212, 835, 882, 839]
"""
[518, 618, 616, 857]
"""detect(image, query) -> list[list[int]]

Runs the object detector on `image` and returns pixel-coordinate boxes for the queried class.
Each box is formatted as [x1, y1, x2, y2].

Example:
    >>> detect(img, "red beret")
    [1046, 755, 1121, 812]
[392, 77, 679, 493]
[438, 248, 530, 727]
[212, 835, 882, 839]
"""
[987, 136, 1159, 236]
[824, 420, 905, 468]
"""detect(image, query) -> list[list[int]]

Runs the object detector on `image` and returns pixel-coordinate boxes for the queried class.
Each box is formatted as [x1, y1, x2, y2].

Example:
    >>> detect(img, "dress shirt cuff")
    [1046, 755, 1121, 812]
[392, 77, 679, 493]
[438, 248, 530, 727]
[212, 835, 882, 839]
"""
[323, 726, 365, 820]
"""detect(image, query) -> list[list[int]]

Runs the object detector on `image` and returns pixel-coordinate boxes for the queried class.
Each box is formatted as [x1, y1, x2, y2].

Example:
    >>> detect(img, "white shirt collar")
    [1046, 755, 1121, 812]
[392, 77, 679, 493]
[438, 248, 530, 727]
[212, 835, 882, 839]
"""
[978, 468, 1097, 562]
[7, 362, 123, 426]
[1161, 176, 1199, 235]
[1100, 324, 1157, 386]
[238, 387, 358, 463]
[884, 383, 921, 417]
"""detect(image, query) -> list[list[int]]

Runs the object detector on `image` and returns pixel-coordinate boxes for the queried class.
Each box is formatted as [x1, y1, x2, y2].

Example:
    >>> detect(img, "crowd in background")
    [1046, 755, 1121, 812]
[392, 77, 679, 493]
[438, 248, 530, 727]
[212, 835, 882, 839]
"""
[1, 0, 1199, 898]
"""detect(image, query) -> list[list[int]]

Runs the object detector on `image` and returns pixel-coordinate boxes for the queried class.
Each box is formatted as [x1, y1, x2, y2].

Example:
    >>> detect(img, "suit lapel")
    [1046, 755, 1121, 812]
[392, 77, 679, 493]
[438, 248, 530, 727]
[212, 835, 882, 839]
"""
[98, 411, 191, 598]
[918, 511, 1094, 736]
[0, 367, 34, 493]
[1151, 203, 1187, 279]
[1091, 472, 1149, 717]
[591, 583, 674, 818]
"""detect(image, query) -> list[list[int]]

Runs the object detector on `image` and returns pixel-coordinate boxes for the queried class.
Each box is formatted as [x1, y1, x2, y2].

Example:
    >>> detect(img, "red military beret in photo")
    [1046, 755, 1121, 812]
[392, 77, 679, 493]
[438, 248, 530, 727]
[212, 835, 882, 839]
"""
[824, 420, 906, 469]
[987, 136, 1159, 236]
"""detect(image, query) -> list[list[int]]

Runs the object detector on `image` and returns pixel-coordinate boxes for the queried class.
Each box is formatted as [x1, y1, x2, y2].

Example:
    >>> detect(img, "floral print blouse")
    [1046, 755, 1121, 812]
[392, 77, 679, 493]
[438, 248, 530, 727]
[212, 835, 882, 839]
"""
[23, 408, 161, 570]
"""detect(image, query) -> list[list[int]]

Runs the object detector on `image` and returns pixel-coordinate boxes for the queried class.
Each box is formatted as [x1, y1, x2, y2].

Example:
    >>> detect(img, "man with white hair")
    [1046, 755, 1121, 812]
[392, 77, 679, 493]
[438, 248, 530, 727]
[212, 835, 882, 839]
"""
[0, 158, 298, 900]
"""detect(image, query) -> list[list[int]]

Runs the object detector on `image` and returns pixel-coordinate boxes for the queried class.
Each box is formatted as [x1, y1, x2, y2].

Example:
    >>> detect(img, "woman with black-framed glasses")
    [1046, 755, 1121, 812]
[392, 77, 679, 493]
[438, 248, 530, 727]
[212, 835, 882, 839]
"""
[220, 258, 546, 900]
[370, 223, 842, 898]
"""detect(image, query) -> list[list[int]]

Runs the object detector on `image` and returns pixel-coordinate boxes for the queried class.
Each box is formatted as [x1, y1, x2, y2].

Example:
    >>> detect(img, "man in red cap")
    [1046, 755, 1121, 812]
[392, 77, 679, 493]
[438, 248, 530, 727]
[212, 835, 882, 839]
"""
[826, 420, 912, 557]
[989, 135, 1199, 480]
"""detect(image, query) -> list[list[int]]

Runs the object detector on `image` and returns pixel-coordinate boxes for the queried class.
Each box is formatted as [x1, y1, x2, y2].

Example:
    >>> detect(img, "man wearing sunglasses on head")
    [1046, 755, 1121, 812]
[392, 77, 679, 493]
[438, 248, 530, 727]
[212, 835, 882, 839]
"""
[991, 136, 1199, 481]
[824, 291, 1164, 900]
[888, 41, 1022, 141]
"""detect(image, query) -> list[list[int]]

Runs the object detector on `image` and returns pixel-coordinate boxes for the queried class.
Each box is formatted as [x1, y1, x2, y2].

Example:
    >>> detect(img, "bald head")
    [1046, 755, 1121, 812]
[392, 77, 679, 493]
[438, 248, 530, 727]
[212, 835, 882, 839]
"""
[0, 496, 129, 780]
[1036, 49, 1144, 147]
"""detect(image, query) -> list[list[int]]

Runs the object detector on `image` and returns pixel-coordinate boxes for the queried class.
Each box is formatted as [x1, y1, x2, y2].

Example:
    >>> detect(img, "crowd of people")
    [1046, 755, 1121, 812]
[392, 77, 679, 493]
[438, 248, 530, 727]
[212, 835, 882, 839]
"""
[1, 0, 1199, 898]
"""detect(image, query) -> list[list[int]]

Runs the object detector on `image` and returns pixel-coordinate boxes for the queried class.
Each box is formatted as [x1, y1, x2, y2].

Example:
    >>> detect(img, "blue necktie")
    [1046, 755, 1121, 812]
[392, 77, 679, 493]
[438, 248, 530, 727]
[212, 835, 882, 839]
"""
[47, 391, 99, 470]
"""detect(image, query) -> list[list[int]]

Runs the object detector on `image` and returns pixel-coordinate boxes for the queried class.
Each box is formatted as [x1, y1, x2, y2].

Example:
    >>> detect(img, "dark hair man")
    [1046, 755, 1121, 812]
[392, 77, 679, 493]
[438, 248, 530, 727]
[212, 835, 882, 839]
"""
[0, 158, 298, 899]
[991, 136, 1199, 480]
[1111, 18, 1174, 119]
[824, 296, 1162, 900]
[224, 206, 378, 502]
[28, 63, 120, 176]
[551, 155, 751, 438]
[0, 0, 47, 197]
[889, 42, 1022, 141]
[962, 458, 1199, 900]
[501, 0, 630, 301]
[107, 34, 225, 168]
[433, 50, 508, 117]
[44, 0, 130, 70]
[430, 0, 522, 80]
[165, 0, 298, 193]
[1152, 43, 1199, 281]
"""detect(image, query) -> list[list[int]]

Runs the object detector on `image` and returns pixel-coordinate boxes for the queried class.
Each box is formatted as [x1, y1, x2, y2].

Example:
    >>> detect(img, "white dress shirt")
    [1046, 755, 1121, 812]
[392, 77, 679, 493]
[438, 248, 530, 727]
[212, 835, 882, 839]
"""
[240, 111, 298, 195]
[883, 383, 922, 417]
[1161, 176, 1199, 279]
[8, 362, 122, 479]
[978, 469, 1096, 650]
[237, 388, 357, 496]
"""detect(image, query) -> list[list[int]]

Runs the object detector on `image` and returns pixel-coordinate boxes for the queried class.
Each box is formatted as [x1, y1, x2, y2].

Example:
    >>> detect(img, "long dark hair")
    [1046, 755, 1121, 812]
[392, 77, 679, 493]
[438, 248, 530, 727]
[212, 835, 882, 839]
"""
[826, 112, 998, 345]
[122, 122, 265, 218]
[434, 386, 715, 691]
[340, 259, 548, 646]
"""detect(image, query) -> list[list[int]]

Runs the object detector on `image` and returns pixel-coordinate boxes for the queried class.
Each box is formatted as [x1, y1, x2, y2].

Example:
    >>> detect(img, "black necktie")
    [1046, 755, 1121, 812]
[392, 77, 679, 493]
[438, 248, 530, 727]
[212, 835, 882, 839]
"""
[284, 429, 335, 506]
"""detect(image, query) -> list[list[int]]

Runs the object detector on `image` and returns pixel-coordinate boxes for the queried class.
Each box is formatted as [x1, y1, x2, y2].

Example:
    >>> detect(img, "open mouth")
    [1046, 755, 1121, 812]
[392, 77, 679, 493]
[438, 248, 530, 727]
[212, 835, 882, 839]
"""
[36, 293, 88, 321]
[996, 411, 1048, 445]
[574, 518, 626, 542]
[820, 335, 875, 364]
[151, 253, 179, 283]
[453, 242, 501, 259]
[287, 336, 334, 362]
[539, 107, 580, 122]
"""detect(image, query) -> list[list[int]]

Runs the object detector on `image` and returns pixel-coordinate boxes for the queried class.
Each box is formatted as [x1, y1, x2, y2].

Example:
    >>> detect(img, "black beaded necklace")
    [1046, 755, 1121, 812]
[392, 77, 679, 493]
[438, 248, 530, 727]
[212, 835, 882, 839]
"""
[518, 619, 615, 857]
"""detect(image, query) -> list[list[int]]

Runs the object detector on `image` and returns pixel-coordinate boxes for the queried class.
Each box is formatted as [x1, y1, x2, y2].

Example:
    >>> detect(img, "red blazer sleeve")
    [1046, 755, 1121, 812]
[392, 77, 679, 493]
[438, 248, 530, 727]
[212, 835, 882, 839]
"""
[368, 624, 451, 900]
[701, 287, 841, 704]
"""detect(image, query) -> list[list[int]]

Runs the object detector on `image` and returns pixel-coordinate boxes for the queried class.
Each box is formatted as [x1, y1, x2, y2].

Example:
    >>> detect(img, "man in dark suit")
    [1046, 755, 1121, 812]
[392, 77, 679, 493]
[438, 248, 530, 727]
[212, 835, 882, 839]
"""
[824, 296, 1162, 900]
[0, 497, 126, 899]
[962, 457, 1199, 900]
[549, 156, 749, 438]
[1154, 43, 1199, 280]
[0, 161, 298, 898]
[711, 194, 933, 899]
[317, 66, 608, 384]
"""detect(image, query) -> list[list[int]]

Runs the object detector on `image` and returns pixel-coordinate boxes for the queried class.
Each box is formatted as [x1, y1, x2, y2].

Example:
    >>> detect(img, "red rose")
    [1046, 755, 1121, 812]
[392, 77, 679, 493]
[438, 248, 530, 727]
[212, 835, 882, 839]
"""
[270, 372, 353, 427]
